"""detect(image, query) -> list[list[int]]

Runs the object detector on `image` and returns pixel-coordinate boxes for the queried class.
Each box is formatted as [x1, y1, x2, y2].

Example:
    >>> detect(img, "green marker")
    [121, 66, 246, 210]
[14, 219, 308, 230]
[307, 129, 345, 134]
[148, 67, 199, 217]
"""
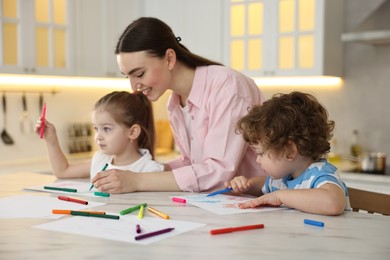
[120, 203, 148, 215]
[89, 163, 109, 191]
[70, 211, 119, 220]
[94, 191, 110, 197]
[44, 186, 77, 192]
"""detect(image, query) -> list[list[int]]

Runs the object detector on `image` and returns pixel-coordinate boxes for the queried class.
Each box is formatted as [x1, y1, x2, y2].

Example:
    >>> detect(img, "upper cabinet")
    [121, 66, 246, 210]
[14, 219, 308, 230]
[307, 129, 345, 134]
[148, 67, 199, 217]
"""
[226, 0, 343, 77]
[0, 0, 74, 75]
[74, 0, 141, 77]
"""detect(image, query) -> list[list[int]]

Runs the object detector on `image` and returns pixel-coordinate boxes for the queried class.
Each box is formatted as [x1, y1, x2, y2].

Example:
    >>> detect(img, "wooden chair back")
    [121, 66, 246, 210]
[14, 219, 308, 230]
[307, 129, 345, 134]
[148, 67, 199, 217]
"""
[348, 187, 390, 215]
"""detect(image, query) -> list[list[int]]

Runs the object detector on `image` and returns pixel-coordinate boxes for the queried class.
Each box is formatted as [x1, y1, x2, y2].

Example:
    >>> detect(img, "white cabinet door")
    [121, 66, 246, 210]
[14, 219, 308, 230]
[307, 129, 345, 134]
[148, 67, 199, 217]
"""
[226, 0, 343, 77]
[74, 0, 141, 77]
[142, 0, 225, 64]
[104, 0, 142, 77]
[0, 0, 74, 75]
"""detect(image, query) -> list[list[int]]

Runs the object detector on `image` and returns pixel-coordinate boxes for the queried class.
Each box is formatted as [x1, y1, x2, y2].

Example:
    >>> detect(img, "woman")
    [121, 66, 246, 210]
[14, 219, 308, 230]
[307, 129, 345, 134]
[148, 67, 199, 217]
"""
[92, 17, 266, 193]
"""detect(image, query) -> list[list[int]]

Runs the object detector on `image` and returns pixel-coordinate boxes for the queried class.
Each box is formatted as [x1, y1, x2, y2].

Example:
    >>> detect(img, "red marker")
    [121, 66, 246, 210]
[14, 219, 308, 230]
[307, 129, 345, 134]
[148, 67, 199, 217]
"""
[210, 224, 264, 235]
[58, 195, 88, 205]
[39, 103, 46, 139]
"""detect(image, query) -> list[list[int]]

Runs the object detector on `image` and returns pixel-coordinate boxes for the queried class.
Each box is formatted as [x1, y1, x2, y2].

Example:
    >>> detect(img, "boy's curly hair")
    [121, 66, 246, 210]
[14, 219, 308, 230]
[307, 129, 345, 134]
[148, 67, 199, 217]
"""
[236, 92, 335, 161]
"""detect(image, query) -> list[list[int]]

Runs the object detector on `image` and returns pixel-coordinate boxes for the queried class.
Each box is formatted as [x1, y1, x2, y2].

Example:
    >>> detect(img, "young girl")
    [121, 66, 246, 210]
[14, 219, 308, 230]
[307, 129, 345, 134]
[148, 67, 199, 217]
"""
[35, 91, 164, 188]
[92, 17, 266, 193]
[225, 92, 350, 216]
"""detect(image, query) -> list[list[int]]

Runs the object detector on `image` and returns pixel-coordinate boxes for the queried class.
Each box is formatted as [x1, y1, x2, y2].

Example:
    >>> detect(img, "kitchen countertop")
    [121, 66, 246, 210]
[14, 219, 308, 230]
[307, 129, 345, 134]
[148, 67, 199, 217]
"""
[0, 172, 389, 259]
[1, 153, 389, 195]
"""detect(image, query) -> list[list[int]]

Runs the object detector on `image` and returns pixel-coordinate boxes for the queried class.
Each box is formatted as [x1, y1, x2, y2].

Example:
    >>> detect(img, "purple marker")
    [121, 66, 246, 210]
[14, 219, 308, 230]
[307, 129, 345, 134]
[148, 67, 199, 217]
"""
[136, 224, 141, 234]
[135, 227, 175, 240]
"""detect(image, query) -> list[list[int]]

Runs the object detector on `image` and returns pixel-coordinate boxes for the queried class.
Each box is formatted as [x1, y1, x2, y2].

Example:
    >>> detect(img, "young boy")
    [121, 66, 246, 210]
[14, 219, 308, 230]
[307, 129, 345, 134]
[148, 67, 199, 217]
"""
[226, 92, 350, 216]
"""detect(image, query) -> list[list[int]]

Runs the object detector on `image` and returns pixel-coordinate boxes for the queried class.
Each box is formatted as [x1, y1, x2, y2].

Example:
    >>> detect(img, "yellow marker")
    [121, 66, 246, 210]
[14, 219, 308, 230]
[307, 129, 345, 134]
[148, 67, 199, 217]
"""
[138, 205, 144, 219]
[147, 206, 170, 220]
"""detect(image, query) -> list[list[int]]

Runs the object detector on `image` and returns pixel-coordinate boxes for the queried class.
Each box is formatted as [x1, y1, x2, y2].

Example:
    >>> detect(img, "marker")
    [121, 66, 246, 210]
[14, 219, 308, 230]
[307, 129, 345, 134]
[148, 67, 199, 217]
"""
[39, 103, 46, 139]
[210, 224, 265, 235]
[138, 205, 144, 219]
[206, 187, 233, 197]
[70, 211, 119, 220]
[44, 186, 77, 193]
[89, 163, 108, 191]
[147, 206, 170, 220]
[136, 224, 141, 234]
[135, 227, 174, 240]
[58, 195, 88, 205]
[52, 209, 106, 215]
[94, 191, 110, 197]
[304, 219, 324, 227]
[120, 203, 147, 215]
[172, 197, 186, 203]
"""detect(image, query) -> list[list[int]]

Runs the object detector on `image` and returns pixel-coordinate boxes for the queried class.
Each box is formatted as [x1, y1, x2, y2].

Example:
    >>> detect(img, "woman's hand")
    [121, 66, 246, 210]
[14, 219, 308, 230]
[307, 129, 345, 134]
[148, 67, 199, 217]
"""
[237, 192, 282, 208]
[92, 169, 137, 193]
[224, 176, 253, 194]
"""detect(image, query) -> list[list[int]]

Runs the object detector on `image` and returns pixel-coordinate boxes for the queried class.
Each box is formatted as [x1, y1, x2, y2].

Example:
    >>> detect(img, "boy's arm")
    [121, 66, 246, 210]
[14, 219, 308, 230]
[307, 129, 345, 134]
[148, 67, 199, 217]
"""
[239, 183, 346, 215]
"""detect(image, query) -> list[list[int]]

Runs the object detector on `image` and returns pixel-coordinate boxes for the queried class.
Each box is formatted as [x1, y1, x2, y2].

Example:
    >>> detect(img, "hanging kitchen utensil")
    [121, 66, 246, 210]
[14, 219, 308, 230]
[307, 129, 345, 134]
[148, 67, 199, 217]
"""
[1, 93, 14, 145]
[20, 93, 34, 134]
[39, 92, 44, 114]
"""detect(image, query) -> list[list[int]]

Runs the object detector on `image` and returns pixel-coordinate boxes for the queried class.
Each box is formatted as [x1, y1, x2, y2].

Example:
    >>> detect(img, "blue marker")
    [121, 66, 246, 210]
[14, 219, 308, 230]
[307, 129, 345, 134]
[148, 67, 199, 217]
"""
[304, 219, 324, 227]
[206, 187, 233, 197]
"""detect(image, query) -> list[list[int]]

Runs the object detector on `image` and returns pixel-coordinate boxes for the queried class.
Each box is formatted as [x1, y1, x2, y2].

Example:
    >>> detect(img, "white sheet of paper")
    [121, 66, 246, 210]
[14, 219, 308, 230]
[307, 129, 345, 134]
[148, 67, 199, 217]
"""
[24, 181, 99, 198]
[34, 214, 205, 245]
[178, 194, 286, 215]
[0, 195, 105, 219]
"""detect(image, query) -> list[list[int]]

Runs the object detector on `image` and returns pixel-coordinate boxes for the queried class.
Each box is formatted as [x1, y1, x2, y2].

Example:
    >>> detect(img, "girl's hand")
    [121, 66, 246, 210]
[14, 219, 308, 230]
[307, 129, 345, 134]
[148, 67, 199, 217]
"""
[92, 169, 137, 193]
[237, 192, 283, 208]
[34, 117, 57, 141]
[224, 176, 253, 194]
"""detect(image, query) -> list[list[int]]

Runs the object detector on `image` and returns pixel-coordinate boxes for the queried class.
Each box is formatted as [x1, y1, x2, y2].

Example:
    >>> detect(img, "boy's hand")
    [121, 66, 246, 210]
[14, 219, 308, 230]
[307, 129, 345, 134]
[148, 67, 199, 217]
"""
[224, 176, 253, 194]
[237, 192, 282, 208]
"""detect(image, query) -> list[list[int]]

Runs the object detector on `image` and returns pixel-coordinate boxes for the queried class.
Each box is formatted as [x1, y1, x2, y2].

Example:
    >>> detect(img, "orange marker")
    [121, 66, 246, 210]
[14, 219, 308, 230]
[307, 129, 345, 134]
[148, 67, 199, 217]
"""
[52, 209, 105, 215]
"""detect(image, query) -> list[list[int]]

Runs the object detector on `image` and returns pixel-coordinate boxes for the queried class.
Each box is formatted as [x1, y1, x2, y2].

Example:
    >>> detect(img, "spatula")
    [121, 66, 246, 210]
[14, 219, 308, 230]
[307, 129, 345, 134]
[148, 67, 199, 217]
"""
[1, 93, 14, 145]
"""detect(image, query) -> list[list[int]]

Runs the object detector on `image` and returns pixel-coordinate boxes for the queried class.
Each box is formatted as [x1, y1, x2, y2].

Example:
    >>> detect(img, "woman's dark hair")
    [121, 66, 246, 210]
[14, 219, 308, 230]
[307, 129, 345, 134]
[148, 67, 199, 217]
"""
[94, 91, 156, 158]
[115, 17, 222, 68]
[236, 92, 335, 161]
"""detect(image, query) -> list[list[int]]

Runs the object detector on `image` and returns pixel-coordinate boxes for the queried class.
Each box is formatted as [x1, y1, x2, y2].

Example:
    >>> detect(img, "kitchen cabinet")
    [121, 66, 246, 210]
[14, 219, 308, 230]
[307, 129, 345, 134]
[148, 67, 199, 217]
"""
[0, 0, 74, 75]
[142, 0, 225, 65]
[74, 0, 141, 77]
[226, 0, 343, 77]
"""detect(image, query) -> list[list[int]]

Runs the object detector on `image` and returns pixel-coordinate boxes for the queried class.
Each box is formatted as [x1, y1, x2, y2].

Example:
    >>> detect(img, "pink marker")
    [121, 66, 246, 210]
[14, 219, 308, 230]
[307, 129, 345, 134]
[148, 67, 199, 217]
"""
[172, 197, 186, 203]
[39, 103, 46, 139]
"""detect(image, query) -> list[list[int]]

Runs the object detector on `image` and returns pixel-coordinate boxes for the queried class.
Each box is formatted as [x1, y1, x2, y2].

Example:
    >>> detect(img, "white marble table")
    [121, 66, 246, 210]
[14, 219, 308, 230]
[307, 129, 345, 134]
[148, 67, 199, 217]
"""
[0, 172, 389, 260]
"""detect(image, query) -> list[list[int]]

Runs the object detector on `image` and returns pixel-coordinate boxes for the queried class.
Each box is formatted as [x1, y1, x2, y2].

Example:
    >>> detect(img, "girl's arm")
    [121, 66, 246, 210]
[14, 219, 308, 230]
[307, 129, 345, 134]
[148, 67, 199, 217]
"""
[238, 183, 346, 216]
[35, 118, 90, 179]
[91, 169, 181, 193]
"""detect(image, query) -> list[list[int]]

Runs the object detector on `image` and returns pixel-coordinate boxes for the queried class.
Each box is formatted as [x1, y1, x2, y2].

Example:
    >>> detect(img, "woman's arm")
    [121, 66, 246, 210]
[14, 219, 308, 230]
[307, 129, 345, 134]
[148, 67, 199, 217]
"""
[92, 169, 181, 193]
[238, 183, 346, 216]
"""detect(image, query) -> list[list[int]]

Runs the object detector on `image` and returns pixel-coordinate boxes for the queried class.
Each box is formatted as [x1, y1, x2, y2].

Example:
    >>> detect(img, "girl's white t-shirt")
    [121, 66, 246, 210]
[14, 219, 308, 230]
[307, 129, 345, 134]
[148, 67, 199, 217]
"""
[90, 149, 164, 180]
